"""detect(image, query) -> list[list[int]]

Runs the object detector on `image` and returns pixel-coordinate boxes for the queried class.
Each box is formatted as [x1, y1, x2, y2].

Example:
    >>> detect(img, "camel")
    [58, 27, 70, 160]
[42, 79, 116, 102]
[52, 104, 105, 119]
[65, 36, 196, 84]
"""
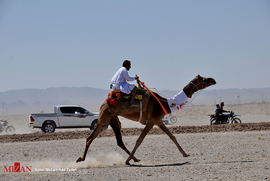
[76, 75, 216, 165]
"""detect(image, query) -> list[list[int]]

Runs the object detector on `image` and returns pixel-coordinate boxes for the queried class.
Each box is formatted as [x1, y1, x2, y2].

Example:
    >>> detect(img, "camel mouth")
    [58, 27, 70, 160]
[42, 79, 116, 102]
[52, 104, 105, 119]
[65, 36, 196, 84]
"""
[210, 78, 216, 85]
[205, 78, 216, 86]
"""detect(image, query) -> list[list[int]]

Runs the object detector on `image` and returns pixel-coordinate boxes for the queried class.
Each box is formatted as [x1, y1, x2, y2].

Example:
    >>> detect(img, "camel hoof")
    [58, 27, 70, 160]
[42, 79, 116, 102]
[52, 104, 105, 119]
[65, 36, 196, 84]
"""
[134, 159, 141, 162]
[125, 161, 131, 165]
[184, 154, 190, 157]
[76, 157, 85, 163]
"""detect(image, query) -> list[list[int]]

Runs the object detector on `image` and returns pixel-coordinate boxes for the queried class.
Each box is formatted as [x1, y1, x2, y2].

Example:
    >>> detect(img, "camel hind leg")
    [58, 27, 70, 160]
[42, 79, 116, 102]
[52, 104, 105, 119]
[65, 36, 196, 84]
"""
[156, 120, 189, 157]
[110, 117, 140, 162]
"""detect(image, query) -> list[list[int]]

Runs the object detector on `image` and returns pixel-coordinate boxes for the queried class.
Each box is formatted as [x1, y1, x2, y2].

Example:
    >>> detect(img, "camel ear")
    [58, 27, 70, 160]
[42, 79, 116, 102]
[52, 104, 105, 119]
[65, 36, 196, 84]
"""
[196, 74, 201, 78]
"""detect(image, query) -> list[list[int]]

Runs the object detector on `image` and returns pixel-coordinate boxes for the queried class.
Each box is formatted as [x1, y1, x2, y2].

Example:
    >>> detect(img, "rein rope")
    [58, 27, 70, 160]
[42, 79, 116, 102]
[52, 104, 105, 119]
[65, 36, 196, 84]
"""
[136, 76, 208, 113]
[138, 79, 168, 115]
[156, 76, 207, 107]
[188, 89, 205, 105]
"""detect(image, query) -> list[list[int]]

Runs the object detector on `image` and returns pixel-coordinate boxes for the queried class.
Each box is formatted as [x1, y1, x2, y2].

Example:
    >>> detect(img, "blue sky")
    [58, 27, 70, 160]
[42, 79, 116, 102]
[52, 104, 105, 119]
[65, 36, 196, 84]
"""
[0, 0, 269, 92]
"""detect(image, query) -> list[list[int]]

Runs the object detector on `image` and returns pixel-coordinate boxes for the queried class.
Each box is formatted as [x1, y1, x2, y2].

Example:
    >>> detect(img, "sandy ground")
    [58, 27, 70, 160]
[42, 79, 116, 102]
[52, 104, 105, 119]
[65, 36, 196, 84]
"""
[0, 131, 269, 180]
[0, 103, 270, 180]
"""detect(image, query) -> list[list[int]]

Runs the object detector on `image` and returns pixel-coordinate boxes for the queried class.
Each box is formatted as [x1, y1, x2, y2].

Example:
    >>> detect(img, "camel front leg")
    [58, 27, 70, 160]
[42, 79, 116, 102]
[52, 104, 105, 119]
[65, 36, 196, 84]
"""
[125, 122, 154, 165]
[110, 117, 140, 162]
[76, 124, 104, 163]
[156, 120, 189, 157]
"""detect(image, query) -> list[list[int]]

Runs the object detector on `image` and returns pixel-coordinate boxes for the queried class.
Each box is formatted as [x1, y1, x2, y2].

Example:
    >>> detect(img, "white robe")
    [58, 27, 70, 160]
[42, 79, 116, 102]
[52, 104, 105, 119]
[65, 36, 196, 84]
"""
[167, 91, 188, 112]
[110, 67, 135, 94]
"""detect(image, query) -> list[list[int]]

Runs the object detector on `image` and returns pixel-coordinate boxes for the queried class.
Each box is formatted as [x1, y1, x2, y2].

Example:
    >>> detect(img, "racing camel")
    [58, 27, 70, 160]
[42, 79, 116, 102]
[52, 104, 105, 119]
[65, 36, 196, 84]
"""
[76, 75, 216, 165]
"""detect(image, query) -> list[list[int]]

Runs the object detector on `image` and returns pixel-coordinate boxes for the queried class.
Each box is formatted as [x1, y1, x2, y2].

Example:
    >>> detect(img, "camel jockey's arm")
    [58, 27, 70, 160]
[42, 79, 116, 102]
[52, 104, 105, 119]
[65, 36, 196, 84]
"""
[122, 69, 135, 82]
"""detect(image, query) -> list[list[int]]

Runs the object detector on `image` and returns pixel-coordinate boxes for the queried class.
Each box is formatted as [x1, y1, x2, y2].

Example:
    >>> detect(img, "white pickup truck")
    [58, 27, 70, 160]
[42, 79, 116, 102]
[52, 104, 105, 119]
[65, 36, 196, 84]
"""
[29, 105, 99, 133]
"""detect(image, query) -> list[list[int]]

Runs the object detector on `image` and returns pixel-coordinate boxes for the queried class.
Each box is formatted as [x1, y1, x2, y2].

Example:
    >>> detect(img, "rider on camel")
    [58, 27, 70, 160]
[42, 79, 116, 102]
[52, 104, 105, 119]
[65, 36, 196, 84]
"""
[110, 60, 139, 107]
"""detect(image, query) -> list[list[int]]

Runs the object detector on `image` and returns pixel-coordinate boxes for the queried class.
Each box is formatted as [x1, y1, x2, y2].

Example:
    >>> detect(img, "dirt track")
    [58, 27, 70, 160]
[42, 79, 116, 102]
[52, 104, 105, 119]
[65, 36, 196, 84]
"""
[1, 129, 270, 181]
[2, 104, 270, 180]
[1, 122, 270, 143]
[1, 122, 270, 180]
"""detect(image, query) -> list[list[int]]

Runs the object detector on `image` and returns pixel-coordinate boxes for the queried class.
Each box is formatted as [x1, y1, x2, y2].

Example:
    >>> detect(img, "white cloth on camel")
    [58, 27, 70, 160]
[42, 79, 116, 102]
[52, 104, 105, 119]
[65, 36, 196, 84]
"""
[110, 67, 135, 94]
[167, 91, 188, 112]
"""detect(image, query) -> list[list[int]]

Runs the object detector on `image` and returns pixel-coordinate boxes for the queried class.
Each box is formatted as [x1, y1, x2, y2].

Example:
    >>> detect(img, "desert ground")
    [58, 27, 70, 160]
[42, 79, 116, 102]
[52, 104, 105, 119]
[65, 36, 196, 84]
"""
[0, 103, 270, 180]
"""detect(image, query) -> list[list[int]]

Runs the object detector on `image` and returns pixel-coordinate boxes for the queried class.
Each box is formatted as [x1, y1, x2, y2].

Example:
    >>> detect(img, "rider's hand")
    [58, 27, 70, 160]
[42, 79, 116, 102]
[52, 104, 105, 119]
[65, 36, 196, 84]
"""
[135, 75, 139, 80]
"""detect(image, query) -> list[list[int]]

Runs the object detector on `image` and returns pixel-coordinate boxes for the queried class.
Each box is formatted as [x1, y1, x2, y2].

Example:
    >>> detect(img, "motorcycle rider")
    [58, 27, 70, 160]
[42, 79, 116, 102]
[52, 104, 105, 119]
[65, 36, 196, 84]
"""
[220, 102, 230, 123]
[215, 104, 222, 123]
[215, 103, 229, 124]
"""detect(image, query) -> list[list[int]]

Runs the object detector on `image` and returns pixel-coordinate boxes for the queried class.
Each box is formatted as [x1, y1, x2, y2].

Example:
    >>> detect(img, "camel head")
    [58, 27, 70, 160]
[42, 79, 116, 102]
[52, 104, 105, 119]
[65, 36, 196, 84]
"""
[183, 75, 216, 98]
[199, 74, 216, 87]
[192, 74, 216, 90]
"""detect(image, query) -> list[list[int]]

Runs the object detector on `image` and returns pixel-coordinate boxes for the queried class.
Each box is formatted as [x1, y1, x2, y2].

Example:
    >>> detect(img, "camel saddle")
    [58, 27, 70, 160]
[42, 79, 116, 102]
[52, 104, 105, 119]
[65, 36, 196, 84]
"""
[112, 84, 143, 101]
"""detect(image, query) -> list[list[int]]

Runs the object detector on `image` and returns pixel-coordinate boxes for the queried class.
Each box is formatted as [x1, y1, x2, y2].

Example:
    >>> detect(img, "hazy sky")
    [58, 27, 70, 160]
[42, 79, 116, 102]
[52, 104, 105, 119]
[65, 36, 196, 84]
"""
[0, 0, 269, 92]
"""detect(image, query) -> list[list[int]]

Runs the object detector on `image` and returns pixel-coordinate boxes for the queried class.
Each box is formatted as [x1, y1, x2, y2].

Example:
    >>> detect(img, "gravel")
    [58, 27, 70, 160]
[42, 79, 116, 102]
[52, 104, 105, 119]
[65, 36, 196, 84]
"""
[1, 131, 270, 181]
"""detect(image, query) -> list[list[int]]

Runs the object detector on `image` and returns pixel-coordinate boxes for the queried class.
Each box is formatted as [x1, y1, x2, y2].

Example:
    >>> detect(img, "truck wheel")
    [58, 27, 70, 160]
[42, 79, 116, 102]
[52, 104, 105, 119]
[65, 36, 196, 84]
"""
[90, 120, 98, 130]
[42, 122, 55, 133]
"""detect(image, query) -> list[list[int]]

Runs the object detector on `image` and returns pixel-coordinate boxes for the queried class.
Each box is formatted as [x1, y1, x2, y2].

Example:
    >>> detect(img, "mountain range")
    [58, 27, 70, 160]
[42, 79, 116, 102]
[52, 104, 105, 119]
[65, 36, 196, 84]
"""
[0, 87, 269, 115]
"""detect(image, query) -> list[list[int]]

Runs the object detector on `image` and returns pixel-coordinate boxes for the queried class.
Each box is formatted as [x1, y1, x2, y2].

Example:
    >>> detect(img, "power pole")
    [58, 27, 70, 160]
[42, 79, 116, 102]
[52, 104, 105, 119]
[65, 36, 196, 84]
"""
[237, 95, 241, 105]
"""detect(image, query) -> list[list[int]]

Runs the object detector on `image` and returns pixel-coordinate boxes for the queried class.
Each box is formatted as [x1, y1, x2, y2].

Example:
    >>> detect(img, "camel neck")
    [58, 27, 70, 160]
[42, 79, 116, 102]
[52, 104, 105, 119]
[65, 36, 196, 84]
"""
[166, 91, 188, 112]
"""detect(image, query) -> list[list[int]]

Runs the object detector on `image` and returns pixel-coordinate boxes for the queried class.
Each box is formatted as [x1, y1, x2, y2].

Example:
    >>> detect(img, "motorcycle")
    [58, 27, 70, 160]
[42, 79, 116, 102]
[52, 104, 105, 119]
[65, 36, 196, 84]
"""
[208, 111, 242, 125]
[162, 114, 178, 125]
[0, 120, 15, 134]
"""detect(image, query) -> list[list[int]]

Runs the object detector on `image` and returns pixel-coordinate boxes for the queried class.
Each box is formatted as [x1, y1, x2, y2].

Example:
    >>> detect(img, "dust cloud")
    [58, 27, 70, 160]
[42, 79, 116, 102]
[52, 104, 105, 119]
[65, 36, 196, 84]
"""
[31, 152, 125, 171]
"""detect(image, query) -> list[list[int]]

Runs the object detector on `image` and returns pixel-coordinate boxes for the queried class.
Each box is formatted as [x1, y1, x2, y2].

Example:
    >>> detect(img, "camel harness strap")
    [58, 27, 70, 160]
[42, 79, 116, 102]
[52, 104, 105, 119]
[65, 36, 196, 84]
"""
[138, 79, 168, 115]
